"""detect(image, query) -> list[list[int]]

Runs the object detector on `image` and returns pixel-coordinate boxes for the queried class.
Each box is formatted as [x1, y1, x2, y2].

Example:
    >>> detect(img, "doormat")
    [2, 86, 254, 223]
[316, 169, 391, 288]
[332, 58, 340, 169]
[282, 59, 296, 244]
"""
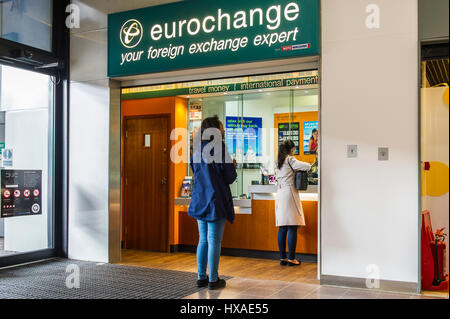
[0, 258, 231, 299]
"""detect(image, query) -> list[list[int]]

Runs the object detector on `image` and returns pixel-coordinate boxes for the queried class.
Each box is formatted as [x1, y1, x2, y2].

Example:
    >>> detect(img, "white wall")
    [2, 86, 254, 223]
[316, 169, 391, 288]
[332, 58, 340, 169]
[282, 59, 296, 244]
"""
[68, 0, 183, 264]
[321, 0, 419, 284]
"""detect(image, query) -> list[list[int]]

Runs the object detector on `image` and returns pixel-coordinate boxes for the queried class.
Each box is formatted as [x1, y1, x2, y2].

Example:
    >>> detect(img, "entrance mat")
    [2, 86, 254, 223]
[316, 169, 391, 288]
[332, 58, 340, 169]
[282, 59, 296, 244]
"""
[0, 258, 231, 299]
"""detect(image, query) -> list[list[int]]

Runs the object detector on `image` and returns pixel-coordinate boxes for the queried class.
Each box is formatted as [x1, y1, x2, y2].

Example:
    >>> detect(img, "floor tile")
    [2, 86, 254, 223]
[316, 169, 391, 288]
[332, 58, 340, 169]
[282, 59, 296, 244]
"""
[269, 288, 317, 299]
[253, 279, 293, 290]
[340, 289, 380, 299]
[303, 286, 348, 299]
[241, 285, 284, 298]
[377, 292, 414, 299]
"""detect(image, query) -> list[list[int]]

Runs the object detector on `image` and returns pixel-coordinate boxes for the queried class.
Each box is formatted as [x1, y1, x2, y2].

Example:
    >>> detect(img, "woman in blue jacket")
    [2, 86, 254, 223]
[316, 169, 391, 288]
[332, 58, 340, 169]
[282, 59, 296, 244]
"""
[188, 115, 237, 290]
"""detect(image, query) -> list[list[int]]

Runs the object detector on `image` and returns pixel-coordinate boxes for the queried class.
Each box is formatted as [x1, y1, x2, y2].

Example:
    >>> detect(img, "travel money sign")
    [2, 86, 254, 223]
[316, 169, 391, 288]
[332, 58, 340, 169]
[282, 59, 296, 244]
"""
[108, 0, 320, 77]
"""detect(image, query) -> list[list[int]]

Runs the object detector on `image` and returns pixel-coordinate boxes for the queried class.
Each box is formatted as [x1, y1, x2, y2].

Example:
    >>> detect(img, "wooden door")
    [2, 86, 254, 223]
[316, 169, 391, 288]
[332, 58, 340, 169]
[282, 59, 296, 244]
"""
[123, 116, 169, 252]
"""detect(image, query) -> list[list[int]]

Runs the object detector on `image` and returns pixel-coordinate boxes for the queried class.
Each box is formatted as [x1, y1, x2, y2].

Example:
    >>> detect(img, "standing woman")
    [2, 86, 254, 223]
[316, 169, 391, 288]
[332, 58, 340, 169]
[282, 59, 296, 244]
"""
[275, 140, 311, 266]
[188, 115, 237, 290]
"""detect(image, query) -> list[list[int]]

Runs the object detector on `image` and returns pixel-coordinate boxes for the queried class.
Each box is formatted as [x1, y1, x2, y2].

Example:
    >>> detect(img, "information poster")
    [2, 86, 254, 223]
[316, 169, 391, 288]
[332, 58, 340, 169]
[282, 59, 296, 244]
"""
[225, 117, 262, 163]
[278, 122, 300, 155]
[189, 101, 202, 120]
[1, 148, 13, 167]
[303, 121, 319, 154]
[1, 170, 42, 218]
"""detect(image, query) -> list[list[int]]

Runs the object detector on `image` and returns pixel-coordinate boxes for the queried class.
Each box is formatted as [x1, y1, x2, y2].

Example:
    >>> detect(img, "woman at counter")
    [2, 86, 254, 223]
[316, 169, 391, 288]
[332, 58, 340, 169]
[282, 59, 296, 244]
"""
[275, 139, 311, 266]
[188, 115, 237, 290]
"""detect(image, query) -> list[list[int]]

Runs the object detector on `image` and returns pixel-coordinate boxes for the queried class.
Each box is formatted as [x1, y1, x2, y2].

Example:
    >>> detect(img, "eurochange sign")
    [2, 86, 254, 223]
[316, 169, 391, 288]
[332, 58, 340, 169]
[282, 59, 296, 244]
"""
[108, 0, 320, 77]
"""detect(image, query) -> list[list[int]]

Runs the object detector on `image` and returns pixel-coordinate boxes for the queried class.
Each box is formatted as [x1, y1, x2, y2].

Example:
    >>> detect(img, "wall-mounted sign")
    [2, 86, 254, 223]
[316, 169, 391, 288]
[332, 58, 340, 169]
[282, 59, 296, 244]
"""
[303, 121, 319, 154]
[189, 101, 202, 120]
[226, 117, 262, 163]
[278, 122, 300, 155]
[108, 0, 320, 77]
[1, 170, 42, 218]
[122, 75, 319, 100]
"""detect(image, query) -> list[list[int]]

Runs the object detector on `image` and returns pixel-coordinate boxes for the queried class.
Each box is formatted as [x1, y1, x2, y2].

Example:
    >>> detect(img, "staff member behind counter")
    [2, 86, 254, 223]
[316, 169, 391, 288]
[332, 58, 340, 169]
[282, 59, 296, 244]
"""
[275, 139, 311, 266]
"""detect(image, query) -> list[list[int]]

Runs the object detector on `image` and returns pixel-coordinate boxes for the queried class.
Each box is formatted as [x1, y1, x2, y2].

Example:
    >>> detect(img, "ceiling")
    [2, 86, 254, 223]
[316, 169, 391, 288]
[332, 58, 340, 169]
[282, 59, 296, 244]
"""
[73, 0, 182, 15]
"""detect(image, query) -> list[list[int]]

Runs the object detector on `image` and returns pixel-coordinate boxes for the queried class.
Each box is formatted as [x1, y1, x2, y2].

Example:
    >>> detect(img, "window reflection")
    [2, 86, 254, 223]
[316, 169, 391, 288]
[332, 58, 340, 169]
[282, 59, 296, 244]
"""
[1, 0, 53, 52]
[187, 86, 319, 199]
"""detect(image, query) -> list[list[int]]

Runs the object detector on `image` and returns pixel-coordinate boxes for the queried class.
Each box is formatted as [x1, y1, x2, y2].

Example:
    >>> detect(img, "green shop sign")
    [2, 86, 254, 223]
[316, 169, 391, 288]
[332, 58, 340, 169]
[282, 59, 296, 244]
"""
[108, 0, 320, 77]
[122, 75, 319, 100]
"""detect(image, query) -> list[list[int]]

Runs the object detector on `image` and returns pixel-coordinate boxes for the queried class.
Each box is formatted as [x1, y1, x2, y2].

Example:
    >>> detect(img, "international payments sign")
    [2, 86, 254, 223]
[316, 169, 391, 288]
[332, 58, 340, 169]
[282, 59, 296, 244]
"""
[108, 0, 320, 77]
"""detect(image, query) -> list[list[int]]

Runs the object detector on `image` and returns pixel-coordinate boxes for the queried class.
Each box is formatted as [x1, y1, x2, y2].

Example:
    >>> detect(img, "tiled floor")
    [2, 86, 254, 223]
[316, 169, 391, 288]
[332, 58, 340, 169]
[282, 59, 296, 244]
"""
[183, 277, 447, 299]
[120, 250, 448, 300]
[120, 250, 318, 284]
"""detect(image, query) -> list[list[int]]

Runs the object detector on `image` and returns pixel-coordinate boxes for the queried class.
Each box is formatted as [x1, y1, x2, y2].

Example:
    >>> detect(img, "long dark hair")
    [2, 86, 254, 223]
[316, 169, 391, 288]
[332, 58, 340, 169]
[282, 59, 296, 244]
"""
[201, 115, 222, 142]
[310, 129, 318, 140]
[278, 139, 296, 169]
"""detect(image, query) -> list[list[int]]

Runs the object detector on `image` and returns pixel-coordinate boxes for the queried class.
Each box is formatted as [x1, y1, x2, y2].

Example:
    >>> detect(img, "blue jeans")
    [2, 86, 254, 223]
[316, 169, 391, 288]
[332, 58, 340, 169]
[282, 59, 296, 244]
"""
[196, 218, 226, 282]
[278, 226, 299, 260]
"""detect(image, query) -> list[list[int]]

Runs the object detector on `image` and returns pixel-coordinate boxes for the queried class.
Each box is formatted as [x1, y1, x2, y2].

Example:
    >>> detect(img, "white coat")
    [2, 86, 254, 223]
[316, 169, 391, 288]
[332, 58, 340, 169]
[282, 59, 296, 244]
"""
[275, 156, 312, 227]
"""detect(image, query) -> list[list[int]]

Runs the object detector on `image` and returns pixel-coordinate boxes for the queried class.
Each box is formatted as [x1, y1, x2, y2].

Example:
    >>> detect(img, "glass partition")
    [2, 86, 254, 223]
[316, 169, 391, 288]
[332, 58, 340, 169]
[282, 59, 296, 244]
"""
[0, 0, 53, 51]
[0, 65, 54, 257]
[420, 55, 449, 290]
[186, 86, 319, 199]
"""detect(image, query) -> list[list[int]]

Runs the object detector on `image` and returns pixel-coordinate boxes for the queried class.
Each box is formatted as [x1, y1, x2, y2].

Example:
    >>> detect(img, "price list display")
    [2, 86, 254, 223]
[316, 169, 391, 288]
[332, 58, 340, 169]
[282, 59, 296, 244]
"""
[278, 122, 300, 155]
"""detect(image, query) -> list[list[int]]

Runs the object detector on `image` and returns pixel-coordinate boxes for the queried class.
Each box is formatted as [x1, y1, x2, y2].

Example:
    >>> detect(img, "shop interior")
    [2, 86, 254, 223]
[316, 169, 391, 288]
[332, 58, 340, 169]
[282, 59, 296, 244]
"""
[120, 70, 320, 281]
[420, 47, 449, 296]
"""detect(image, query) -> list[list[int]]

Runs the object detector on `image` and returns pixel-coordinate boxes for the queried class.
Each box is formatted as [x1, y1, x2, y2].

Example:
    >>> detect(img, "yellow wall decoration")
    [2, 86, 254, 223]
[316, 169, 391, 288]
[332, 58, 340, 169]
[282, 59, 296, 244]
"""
[422, 161, 449, 197]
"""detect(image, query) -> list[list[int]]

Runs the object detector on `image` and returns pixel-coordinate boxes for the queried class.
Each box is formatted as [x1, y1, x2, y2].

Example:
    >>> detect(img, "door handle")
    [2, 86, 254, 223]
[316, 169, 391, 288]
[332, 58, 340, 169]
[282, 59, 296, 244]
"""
[161, 177, 167, 185]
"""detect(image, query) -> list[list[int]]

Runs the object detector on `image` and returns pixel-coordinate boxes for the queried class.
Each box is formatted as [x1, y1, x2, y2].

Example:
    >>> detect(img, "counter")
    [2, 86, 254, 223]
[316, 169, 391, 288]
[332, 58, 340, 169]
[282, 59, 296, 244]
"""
[174, 184, 318, 211]
[248, 184, 318, 202]
[175, 184, 318, 255]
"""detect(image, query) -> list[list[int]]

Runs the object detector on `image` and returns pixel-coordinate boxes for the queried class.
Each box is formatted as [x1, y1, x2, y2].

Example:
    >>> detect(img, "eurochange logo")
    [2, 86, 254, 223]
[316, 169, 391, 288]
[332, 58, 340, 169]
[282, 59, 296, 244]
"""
[120, 19, 143, 49]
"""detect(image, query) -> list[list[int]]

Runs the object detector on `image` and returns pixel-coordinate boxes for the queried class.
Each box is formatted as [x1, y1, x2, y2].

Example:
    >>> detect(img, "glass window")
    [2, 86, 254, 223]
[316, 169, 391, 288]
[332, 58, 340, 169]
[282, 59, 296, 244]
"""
[185, 72, 319, 199]
[240, 90, 291, 197]
[420, 55, 449, 275]
[1, 0, 53, 52]
[0, 65, 54, 257]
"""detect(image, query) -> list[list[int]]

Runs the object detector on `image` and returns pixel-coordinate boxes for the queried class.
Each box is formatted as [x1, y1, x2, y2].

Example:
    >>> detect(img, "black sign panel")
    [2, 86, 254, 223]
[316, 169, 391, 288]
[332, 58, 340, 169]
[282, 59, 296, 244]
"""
[1, 170, 42, 218]
[278, 122, 300, 155]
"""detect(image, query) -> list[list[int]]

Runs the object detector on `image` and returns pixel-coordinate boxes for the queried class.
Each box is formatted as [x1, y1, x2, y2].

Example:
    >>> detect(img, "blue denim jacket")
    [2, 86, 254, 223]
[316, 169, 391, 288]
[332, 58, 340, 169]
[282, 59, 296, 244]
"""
[188, 141, 237, 223]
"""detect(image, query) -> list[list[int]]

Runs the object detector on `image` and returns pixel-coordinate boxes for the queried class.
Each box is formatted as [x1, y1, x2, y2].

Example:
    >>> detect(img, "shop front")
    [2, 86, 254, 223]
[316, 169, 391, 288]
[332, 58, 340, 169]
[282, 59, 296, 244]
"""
[109, 0, 322, 268]
[120, 71, 320, 261]
[66, 0, 436, 294]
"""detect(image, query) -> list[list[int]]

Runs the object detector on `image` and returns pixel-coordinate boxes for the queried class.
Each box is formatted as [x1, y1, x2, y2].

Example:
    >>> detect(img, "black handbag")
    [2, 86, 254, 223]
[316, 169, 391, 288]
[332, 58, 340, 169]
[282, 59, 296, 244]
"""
[287, 157, 309, 191]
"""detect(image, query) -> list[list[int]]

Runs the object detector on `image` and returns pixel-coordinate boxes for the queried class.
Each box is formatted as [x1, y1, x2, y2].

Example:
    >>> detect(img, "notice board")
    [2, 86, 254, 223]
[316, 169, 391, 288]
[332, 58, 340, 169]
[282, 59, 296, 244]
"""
[1, 170, 42, 218]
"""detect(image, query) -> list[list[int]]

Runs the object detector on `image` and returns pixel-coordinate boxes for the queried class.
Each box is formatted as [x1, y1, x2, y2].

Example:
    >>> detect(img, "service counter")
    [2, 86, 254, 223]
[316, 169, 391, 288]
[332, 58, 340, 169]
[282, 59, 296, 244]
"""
[175, 185, 318, 255]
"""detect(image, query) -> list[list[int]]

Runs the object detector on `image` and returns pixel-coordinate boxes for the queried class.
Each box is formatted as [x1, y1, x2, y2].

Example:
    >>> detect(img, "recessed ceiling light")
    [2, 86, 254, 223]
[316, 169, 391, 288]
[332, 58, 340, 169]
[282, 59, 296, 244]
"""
[186, 95, 190, 98]
[295, 86, 300, 89]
